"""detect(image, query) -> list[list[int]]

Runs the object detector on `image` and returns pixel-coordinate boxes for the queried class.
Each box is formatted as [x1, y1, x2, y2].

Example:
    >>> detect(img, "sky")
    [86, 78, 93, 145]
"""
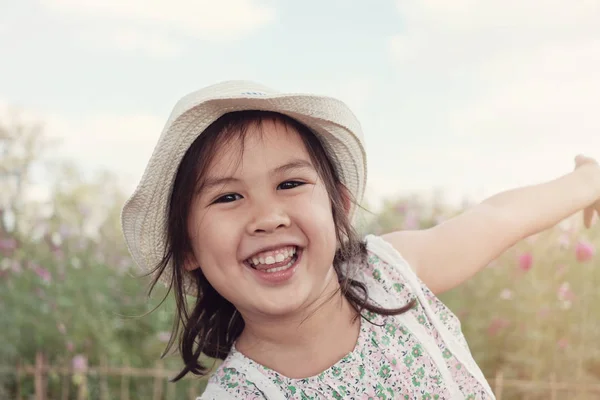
[2, 0, 600, 208]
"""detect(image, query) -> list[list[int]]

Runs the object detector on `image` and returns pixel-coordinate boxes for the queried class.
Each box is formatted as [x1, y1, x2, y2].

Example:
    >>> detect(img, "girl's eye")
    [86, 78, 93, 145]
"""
[278, 181, 304, 190]
[213, 193, 243, 204]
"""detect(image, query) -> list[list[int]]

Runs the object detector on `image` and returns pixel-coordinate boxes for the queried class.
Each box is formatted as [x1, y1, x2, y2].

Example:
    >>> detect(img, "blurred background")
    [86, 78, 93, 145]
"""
[1, 0, 599, 399]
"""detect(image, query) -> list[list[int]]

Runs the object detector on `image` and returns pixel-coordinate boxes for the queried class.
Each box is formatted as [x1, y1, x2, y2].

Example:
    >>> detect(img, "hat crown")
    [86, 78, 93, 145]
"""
[169, 80, 281, 123]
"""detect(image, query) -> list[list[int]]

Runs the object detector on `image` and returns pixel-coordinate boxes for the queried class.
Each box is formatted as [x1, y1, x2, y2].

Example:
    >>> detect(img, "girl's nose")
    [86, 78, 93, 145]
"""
[246, 202, 291, 235]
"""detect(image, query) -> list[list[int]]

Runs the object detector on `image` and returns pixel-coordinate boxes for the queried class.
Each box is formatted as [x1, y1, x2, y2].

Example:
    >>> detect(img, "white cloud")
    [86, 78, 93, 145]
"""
[41, 0, 277, 56]
[42, 0, 276, 40]
[385, 1, 600, 200]
[82, 28, 184, 57]
[42, 111, 164, 187]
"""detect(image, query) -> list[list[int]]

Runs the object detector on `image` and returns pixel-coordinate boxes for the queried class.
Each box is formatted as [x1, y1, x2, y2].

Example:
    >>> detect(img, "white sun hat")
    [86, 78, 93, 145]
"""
[120, 80, 367, 293]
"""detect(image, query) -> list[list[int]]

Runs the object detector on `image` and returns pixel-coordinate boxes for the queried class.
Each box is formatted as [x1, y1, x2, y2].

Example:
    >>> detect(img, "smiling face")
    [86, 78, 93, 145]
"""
[185, 117, 341, 319]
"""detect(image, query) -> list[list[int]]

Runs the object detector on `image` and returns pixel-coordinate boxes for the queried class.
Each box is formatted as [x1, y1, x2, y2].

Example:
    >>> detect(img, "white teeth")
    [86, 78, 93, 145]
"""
[264, 257, 296, 273]
[247, 246, 298, 266]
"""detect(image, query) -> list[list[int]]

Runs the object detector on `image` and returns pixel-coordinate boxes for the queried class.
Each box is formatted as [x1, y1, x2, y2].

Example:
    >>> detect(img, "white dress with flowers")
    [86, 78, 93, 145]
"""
[198, 235, 496, 399]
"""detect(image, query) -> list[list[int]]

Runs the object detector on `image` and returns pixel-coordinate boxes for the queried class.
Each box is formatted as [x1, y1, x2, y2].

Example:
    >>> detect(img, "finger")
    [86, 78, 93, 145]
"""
[584, 207, 594, 229]
[575, 154, 592, 167]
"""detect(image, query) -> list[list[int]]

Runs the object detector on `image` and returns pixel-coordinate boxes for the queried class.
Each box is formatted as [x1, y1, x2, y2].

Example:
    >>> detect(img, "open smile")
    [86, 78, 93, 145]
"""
[243, 246, 303, 284]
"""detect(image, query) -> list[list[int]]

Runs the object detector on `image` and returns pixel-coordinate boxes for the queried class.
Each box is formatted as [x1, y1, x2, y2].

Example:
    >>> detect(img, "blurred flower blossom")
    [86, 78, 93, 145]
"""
[59, 224, 72, 238]
[537, 306, 550, 318]
[487, 318, 510, 337]
[71, 257, 81, 269]
[557, 233, 570, 249]
[500, 289, 513, 300]
[557, 282, 575, 302]
[557, 338, 569, 349]
[57, 323, 67, 335]
[72, 354, 87, 372]
[518, 252, 533, 272]
[575, 240, 595, 262]
[52, 248, 65, 261]
[34, 265, 52, 284]
[555, 263, 568, 278]
[394, 202, 408, 215]
[0, 238, 17, 254]
[403, 211, 419, 230]
[157, 331, 171, 343]
[50, 232, 63, 247]
[66, 341, 75, 352]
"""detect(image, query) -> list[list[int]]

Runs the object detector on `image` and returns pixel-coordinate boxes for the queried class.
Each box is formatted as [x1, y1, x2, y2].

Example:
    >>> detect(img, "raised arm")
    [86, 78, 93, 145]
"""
[382, 155, 600, 295]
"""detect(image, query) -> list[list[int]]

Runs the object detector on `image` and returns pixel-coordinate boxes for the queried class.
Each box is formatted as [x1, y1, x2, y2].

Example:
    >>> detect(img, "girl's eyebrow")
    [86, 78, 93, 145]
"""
[271, 159, 315, 175]
[202, 159, 315, 192]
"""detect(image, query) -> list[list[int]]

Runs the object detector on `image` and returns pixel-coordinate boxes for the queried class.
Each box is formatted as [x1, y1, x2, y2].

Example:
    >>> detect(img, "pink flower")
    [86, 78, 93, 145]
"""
[34, 266, 52, 284]
[0, 238, 17, 253]
[487, 318, 510, 336]
[575, 241, 595, 262]
[557, 338, 569, 349]
[66, 341, 75, 352]
[537, 306, 550, 318]
[157, 331, 171, 343]
[557, 282, 575, 302]
[395, 203, 408, 214]
[499, 289, 513, 300]
[518, 252, 533, 272]
[403, 211, 419, 229]
[72, 354, 87, 372]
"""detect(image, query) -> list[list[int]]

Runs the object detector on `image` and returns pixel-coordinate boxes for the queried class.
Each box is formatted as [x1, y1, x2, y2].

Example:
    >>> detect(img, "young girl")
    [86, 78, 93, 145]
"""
[121, 80, 600, 399]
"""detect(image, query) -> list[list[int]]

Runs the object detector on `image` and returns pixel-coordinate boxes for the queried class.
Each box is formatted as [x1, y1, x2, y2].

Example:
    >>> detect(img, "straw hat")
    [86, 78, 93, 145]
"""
[120, 80, 367, 293]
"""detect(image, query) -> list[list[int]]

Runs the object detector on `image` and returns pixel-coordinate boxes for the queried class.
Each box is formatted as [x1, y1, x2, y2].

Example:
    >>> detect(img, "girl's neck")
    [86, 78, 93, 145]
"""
[234, 272, 361, 379]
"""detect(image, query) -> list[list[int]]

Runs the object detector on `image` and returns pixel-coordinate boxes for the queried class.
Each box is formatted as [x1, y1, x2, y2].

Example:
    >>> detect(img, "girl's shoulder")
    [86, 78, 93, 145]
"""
[360, 234, 470, 350]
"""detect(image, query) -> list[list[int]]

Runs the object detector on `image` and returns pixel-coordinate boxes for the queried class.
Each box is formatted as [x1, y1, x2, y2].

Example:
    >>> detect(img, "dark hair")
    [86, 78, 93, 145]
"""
[148, 110, 415, 381]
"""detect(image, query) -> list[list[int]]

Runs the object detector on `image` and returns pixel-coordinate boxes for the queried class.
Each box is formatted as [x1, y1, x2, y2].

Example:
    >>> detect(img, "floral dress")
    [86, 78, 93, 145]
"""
[198, 235, 496, 399]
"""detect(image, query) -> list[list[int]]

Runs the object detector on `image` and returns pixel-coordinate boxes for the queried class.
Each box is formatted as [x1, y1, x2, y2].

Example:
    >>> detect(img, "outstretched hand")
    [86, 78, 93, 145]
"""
[574, 154, 600, 228]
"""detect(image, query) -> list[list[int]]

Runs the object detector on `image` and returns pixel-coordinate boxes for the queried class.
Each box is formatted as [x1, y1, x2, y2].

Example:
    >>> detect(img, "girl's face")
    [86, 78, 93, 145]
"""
[186, 119, 340, 319]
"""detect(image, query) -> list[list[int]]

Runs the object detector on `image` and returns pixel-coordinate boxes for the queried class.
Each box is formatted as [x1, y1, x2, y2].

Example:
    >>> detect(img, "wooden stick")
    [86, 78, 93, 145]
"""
[152, 362, 164, 400]
[15, 359, 23, 400]
[34, 352, 45, 400]
[494, 369, 504, 400]
[60, 359, 70, 400]
[100, 357, 110, 400]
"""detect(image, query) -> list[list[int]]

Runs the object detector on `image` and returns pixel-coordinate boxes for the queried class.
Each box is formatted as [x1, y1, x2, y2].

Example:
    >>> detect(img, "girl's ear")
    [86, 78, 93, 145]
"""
[183, 253, 200, 271]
